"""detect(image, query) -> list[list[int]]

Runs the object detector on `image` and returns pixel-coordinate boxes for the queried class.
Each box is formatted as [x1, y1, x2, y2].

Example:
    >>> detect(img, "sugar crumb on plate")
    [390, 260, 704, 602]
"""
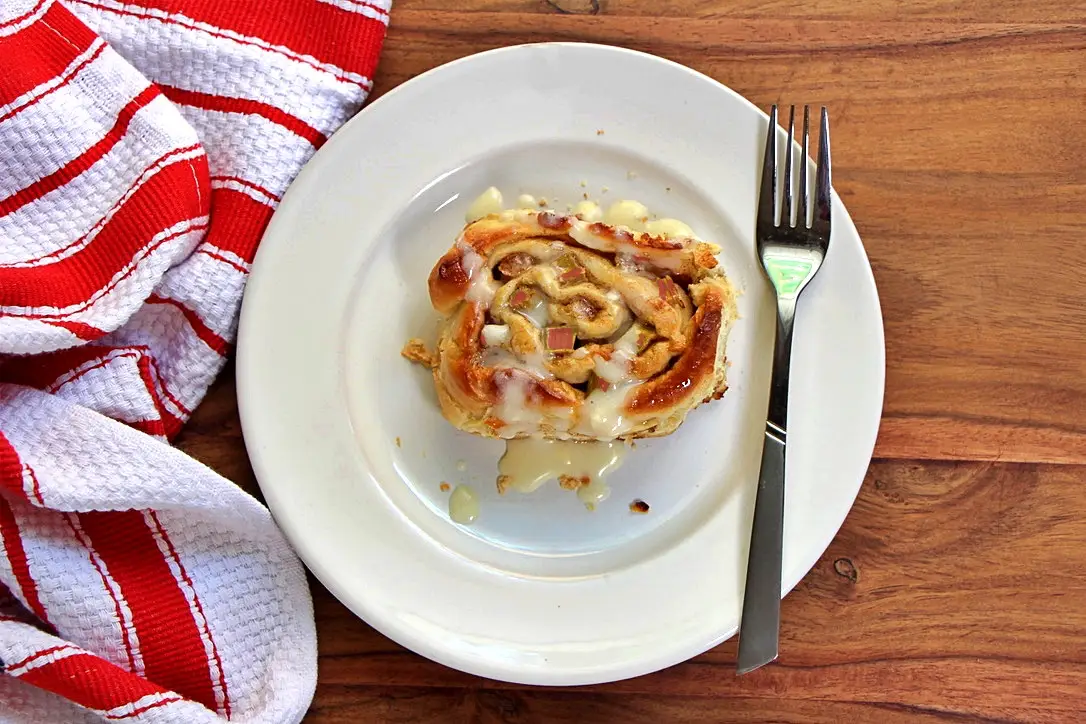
[558, 474, 590, 490]
[401, 338, 435, 367]
[440, 482, 450, 492]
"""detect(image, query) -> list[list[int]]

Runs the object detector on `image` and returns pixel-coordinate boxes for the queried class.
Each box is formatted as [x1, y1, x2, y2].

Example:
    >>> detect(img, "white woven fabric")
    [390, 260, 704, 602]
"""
[0, 386, 316, 723]
[0, 0, 388, 720]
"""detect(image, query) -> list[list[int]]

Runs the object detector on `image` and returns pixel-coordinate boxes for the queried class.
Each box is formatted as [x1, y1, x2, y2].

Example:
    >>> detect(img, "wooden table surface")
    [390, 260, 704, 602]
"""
[175, 2, 1086, 721]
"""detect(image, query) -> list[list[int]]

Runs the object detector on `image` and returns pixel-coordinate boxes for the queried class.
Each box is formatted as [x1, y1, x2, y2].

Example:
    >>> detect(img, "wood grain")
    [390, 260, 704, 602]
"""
[393, 0, 1086, 23]
[306, 687, 996, 723]
[173, 2, 1086, 721]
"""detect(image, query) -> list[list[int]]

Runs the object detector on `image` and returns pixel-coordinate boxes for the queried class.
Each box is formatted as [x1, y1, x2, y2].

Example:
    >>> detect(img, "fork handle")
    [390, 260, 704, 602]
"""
[737, 304, 795, 675]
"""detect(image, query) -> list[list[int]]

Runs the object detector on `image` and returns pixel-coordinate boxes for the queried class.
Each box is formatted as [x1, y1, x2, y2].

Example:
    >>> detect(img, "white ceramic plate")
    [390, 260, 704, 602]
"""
[237, 43, 884, 685]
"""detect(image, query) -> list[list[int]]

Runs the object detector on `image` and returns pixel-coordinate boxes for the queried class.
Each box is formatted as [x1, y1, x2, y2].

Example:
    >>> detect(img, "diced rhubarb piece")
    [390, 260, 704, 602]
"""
[509, 288, 533, 309]
[545, 327, 576, 350]
[636, 328, 655, 351]
[657, 276, 679, 300]
[571, 296, 597, 319]
[497, 253, 534, 277]
[559, 266, 586, 283]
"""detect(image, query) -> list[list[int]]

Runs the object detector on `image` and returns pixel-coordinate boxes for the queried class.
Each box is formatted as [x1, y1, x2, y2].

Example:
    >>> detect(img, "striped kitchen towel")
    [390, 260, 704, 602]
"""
[0, 0, 388, 721]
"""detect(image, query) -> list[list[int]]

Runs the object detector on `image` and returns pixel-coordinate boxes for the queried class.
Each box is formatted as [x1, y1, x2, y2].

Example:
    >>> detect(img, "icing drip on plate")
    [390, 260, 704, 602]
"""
[448, 484, 480, 524]
[498, 438, 627, 509]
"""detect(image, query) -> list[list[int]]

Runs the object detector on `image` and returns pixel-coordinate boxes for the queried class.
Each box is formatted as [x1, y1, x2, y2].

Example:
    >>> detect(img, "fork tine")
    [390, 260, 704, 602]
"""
[798, 105, 810, 229]
[783, 105, 794, 227]
[812, 106, 832, 238]
[758, 105, 778, 231]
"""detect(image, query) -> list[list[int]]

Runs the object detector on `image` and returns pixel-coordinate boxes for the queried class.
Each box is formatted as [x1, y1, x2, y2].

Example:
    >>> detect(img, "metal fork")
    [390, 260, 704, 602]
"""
[737, 105, 832, 675]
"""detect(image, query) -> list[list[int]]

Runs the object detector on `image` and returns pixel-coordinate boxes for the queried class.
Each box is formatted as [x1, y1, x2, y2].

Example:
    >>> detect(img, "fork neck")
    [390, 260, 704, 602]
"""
[768, 298, 797, 433]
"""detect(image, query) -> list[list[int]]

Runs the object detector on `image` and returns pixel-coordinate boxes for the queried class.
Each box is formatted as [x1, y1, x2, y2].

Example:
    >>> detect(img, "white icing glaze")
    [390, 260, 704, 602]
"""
[572, 200, 603, 222]
[517, 193, 538, 209]
[492, 373, 543, 439]
[481, 324, 510, 346]
[614, 324, 644, 356]
[497, 438, 626, 495]
[482, 347, 521, 369]
[576, 477, 611, 510]
[520, 350, 552, 378]
[448, 484, 479, 524]
[593, 352, 631, 384]
[466, 186, 503, 222]
[578, 383, 636, 439]
[644, 218, 694, 239]
[603, 200, 649, 232]
[483, 347, 552, 383]
[458, 242, 498, 305]
[518, 296, 550, 328]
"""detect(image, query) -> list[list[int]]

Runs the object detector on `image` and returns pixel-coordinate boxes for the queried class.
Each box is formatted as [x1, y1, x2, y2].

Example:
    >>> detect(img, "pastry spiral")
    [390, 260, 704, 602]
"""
[408, 206, 738, 441]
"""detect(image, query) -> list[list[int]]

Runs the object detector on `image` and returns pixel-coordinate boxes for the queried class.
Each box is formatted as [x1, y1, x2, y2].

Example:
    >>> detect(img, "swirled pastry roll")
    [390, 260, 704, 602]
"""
[408, 205, 738, 441]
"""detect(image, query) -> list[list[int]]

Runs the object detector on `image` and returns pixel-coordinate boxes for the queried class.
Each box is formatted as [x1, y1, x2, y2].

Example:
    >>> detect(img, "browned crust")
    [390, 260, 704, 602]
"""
[434, 304, 586, 437]
[428, 253, 471, 315]
[401, 338, 435, 367]
[427, 211, 721, 315]
[537, 211, 572, 231]
[587, 222, 683, 250]
[628, 291, 723, 412]
[420, 210, 736, 440]
[439, 303, 494, 409]
[461, 214, 570, 256]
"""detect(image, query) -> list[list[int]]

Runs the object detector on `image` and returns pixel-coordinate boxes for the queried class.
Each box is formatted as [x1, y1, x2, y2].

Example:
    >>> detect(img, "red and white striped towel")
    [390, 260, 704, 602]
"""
[0, 0, 388, 720]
